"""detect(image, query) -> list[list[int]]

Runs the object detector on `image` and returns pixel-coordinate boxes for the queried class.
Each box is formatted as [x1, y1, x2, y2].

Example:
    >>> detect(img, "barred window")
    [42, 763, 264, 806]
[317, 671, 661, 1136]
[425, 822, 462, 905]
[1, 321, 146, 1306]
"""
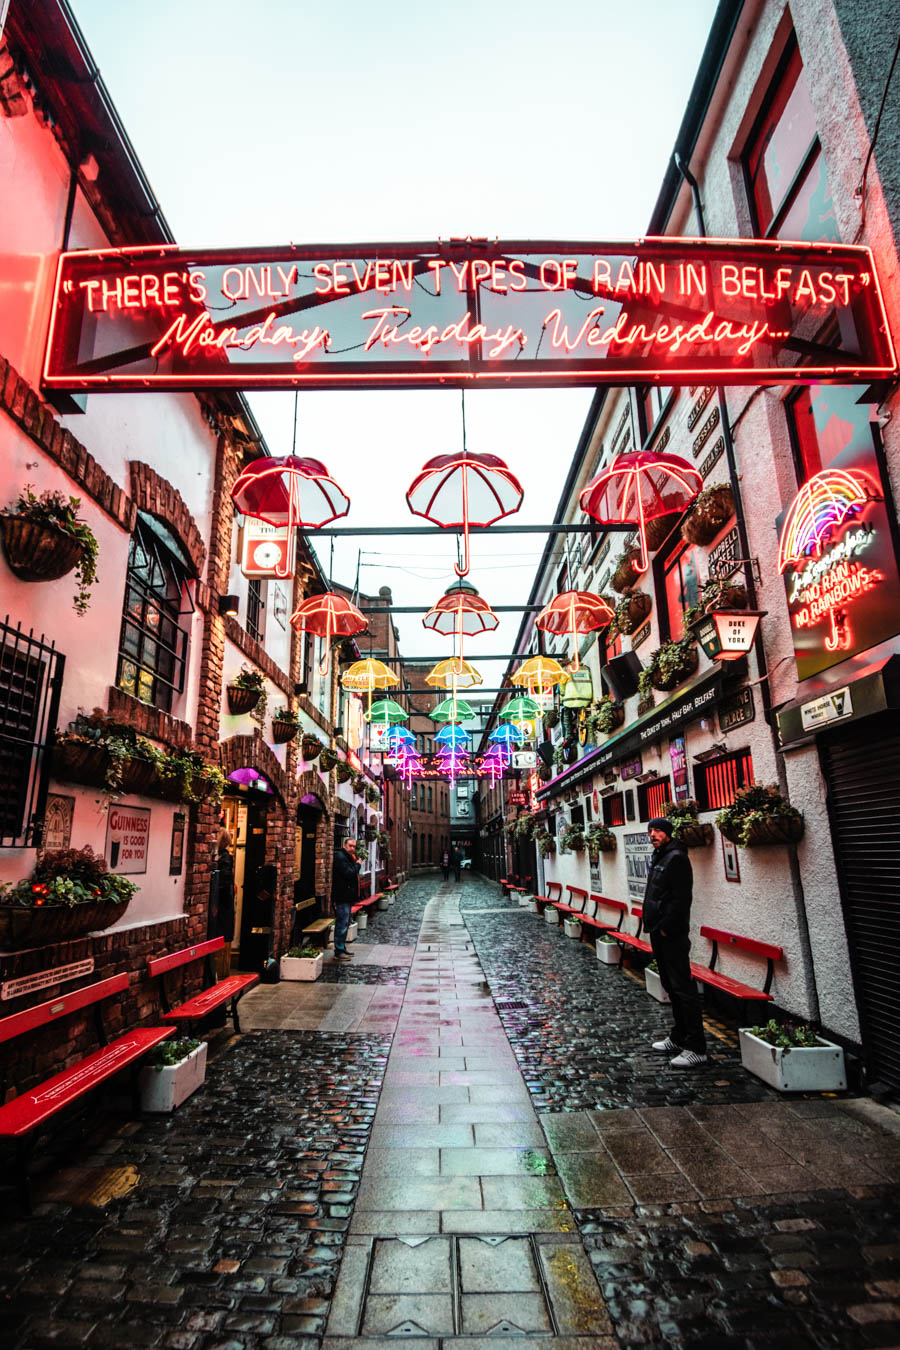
[246, 578, 265, 644]
[639, 778, 672, 822]
[697, 750, 754, 811]
[0, 620, 64, 847]
[603, 792, 625, 828]
[117, 513, 193, 713]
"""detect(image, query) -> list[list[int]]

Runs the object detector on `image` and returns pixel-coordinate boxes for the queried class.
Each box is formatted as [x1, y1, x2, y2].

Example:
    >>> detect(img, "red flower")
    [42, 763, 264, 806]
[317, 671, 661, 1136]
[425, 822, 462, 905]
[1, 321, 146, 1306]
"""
[31, 883, 48, 894]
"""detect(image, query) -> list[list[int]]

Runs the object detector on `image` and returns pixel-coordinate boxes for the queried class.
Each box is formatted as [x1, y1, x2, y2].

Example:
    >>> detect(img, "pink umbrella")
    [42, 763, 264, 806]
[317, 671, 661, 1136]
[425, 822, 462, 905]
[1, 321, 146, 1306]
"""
[406, 452, 523, 578]
[232, 455, 350, 578]
[423, 585, 499, 663]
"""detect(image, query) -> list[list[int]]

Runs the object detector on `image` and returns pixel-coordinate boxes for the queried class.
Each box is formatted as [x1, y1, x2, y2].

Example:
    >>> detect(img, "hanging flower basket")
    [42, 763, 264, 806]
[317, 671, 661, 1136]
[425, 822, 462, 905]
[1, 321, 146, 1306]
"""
[0, 896, 130, 950]
[681, 484, 735, 546]
[644, 511, 682, 553]
[613, 590, 652, 635]
[677, 822, 715, 848]
[319, 747, 339, 772]
[543, 708, 560, 729]
[647, 640, 699, 692]
[590, 698, 625, 737]
[610, 548, 643, 594]
[272, 717, 299, 744]
[227, 684, 262, 716]
[365, 825, 378, 842]
[0, 513, 85, 583]
[587, 826, 617, 854]
[335, 761, 354, 784]
[121, 757, 161, 796]
[720, 815, 805, 846]
[716, 783, 804, 847]
[52, 739, 109, 788]
[301, 736, 322, 761]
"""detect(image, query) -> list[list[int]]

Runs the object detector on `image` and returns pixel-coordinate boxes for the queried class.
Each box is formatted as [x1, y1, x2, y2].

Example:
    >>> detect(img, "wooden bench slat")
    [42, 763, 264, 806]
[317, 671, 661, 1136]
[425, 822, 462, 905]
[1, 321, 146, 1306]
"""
[591, 895, 627, 913]
[613, 933, 653, 954]
[699, 926, 783, 962]
[691, 964, 774, 1001]
[302, 918, 335, 932]
[148, 938, 223, 979]
[352, 895, 380, 913]
[0, 974, 129, 1045]
[162, 973, 259, 1022]
[0, 1026, 174, 1138]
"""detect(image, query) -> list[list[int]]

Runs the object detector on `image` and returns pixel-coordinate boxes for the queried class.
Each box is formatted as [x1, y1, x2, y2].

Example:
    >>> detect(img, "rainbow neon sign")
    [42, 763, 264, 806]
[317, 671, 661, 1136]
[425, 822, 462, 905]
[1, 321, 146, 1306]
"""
[777, 469, 873, 572]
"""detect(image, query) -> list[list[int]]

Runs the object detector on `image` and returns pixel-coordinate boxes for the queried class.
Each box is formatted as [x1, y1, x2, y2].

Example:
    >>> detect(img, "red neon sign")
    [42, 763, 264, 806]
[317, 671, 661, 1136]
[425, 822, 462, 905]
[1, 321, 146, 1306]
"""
[43, 239, 896, 392]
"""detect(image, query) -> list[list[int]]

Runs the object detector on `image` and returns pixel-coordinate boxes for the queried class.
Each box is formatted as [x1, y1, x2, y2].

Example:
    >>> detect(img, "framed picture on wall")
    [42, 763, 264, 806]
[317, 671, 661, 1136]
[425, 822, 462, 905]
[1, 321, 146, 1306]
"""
[169, 812, 186, 875]
[721, 832, 741, 883]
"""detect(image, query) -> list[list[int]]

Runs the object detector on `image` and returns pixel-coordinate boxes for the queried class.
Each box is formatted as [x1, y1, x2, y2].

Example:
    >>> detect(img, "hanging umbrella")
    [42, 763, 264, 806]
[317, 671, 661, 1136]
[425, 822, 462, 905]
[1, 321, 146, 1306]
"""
[512, 655, 569, 706]
[232, 456, 350, 579]
[435, 724, 469, 746]
[500, 695, 542, 723]
[423, 585, 499, 664]
[341, 658, 399, 714]
[290, 592, 366, 676]
[430, 695, 475, 723]
[536, 590, 615, 672]
[489, 723, 524, 747]
[579, 449, 703, 573]
[385, 725, 416, 744]
[425, 657, 483, 690]
[366, 697, 408, 724]
[406, 452, 524, 578]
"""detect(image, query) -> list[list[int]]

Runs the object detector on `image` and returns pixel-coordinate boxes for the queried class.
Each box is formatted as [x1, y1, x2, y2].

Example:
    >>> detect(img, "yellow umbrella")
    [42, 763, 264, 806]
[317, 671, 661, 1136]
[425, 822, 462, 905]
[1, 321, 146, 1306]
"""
[341, 658, 399, 714]
[511, 655, 569, 706]
[425, 657, 483, 725]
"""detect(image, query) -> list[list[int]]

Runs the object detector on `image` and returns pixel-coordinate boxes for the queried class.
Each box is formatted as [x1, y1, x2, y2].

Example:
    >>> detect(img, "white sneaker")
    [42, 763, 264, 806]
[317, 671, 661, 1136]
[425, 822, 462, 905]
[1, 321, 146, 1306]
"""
[652, 1037, 680, 1052]
[670, 1050, 708, 1068]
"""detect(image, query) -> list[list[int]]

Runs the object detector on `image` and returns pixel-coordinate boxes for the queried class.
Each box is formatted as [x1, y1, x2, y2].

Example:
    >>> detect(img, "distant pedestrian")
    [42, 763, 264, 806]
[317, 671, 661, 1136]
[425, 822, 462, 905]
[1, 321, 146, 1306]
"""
[441, 849, 450, 881]
[331, 836, 360, 961]
[450, 845, 462, 882]
[216, 829, 235, 978]
[643, 817, 707, 1068]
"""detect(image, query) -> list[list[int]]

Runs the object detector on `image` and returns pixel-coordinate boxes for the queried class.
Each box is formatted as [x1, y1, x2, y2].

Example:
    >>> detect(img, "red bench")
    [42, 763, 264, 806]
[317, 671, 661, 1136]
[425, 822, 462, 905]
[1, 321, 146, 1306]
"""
[610, 905, 654, 958]
[691, 926, 783, 1004]
[352, 893, 382, 916]
[579, 894, 628, 938]
[148, 937, 258, 1034]
[0, 974, 174, 1209]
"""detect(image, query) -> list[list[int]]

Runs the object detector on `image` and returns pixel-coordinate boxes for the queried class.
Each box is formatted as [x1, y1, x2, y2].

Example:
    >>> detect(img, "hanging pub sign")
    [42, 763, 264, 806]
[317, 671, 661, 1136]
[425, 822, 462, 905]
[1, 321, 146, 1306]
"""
[43, 239, 895, 393]
[776, 394, 900, 681]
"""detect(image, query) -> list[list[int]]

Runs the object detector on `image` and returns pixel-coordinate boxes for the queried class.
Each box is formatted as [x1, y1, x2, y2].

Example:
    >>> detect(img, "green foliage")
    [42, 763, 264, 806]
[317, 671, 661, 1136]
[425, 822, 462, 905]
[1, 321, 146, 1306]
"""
[514, 814, 536, 840]
[534, 829, 555, 856]
[559, 823, 585, 851]
[273, 706, 298, 723]
[715, 782, 803, 848]
[644, 636, 698, 691]
[746, 1019, 822, 1050]
[586, 825, 617, 859]
[646, 959, 659, 972]
[232, 665, 264, 691]
[54, 709, 223, 806]
[589, 697, 623, 737]
[146, 1037, 202, 1069]
[286, 945, 321, 959]
[1, 845, 138, 910]
[12, 484, 99, 616]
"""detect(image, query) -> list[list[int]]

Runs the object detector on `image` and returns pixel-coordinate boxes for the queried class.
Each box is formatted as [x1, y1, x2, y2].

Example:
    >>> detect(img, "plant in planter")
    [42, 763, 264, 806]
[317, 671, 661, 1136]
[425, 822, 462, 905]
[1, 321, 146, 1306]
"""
[543, 707, 560, 730]
[684, 575, 749, 631]
[157, 745, 225, 806]
[53, 708, 161, 798]
[739, 1019, 847, 1092]
[1, 485, 99, 615]
[318, 746, 339, 772]
[365, 823, 378, 842]
[300, 734, 322, 761]
[681, 483, 735, 546]
[552, 738, 576, 769]
[334, 759, 354, 784]
[644, 959, 670, 1003]
[350, 772, 366, 796]
[663, 798, 714, 848]
[366, 785, 380, 806]
[138, 1037, 207, 1112]
[716, 783, 804, 847]
[589, 696, 625, 738]
[0, 846, 138, 949]
[610, 547, 643, 594]
[271, 707, 299, 744]
[636, 671, 655, 716]
[535, 829, 556, 857]
[559, 823, 585, 852]
[596, 932, 622, 963]
[613, 590, 652, 636]
[644, 636, 699, 692]
[227, 665, 265, 716]
[377, 829, 391, 856]
[586, 825, 617, 859]
[514, 814, 536, 840]
[280, 944, 324, 981]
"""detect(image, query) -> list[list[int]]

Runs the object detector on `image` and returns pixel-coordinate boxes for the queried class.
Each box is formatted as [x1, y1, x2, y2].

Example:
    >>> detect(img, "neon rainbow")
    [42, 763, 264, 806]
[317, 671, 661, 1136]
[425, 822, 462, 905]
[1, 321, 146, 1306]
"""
[777, 469, 873, 573]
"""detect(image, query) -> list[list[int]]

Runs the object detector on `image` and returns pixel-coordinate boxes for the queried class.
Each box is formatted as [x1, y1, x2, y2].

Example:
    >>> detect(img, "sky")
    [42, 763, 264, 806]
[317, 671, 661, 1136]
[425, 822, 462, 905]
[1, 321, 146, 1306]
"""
[72, 0, 720, 702]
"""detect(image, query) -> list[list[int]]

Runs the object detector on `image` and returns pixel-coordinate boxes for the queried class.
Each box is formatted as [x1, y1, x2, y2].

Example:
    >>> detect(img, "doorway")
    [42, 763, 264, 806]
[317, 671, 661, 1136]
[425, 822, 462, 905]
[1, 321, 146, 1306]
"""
[222, 791, 271, 971]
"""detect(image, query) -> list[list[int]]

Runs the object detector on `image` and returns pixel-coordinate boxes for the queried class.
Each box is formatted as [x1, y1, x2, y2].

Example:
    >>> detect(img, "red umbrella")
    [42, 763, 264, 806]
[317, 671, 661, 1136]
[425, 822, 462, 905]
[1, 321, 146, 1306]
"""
[579, 449, 703, 574]
[232, 455, 350, 578]
[406, 452, 523, 577]
[535, 590, 615, 672]
[290, 592, 366, 676]
[423, 584, 498, 663]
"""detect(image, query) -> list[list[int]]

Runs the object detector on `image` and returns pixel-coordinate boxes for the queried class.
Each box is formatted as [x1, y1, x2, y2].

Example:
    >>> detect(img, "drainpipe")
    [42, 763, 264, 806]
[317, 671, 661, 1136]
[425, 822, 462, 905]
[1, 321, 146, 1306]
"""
[673, 154, 820, 1023]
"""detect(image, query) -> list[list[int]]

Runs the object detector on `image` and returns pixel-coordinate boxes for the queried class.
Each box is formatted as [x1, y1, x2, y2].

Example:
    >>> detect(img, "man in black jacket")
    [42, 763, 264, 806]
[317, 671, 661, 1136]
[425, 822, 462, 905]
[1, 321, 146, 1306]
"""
[332, 837, 361, 961]
[643, 817, 707, 1067]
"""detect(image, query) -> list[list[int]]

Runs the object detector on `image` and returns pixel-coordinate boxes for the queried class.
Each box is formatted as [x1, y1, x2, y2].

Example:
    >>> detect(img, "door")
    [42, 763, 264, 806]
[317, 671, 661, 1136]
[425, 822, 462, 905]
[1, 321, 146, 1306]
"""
[237, 802, 271, 971]
[820, 710, 900, 1095]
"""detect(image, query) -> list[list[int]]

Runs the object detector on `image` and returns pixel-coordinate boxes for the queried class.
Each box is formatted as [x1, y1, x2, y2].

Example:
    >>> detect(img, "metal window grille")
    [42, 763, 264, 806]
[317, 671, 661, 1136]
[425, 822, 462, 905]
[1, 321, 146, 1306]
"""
[246, 579, 264, 644]
[639, 778, 672, 821]
[603, 793, 625, 828]
[0, 617, 65, 848]
[698, 750, 754, 811]
[116, 515, 191, 713]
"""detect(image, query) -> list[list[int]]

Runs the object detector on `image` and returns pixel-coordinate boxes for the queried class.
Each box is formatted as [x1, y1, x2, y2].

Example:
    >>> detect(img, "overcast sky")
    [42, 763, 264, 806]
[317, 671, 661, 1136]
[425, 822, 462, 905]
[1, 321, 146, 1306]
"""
[72, 0, 719, 695]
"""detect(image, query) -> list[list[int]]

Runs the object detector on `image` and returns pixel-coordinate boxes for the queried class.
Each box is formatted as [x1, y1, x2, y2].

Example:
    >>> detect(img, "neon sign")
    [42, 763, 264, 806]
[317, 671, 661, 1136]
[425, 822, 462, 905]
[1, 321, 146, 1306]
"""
[43, 239, 895, 393]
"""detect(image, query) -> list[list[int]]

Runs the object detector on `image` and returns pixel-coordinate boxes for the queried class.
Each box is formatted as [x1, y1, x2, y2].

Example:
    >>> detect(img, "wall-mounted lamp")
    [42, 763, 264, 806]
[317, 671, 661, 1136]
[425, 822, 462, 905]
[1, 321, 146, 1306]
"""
[693, 742, 728, 763]
[218, 594, 240, 617]
[333, 725, 344, 737]
[294, 681, 308, 696]
[692, 609, 766, 661]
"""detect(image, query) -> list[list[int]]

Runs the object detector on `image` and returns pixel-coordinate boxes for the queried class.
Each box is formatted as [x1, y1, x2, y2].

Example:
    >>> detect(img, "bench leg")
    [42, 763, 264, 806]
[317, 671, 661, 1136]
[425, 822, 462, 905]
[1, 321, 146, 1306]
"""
[231, 997, 242, 1035]
[16, 1134, 36, 1214]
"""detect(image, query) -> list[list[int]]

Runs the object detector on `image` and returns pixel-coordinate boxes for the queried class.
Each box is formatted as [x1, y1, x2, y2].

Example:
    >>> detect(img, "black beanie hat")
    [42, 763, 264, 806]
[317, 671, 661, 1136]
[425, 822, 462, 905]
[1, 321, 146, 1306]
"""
[647, 816, 674, 836]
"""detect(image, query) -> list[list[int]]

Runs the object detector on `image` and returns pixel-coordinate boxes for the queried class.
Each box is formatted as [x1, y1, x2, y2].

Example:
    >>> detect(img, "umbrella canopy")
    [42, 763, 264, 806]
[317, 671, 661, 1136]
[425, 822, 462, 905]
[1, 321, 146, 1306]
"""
[435, 724, 469, 745]
[536, 590, 616, 672]
[430, 695, 475, 723]
[500, 694, 542, 722]
[365, 697, 408, 725]
[423, 586, 499, 663]
[232, 456, 350, 577]
[406, 452, 524, 577]
[489, 723, 524, 746]
[384, 726, 416, 746]
[579, 449, 703, 573]
[341, 658, 400, 713]
[290, 592, 366, 675]
[425, 658, 483, 690]
[512, 656, 569, 704]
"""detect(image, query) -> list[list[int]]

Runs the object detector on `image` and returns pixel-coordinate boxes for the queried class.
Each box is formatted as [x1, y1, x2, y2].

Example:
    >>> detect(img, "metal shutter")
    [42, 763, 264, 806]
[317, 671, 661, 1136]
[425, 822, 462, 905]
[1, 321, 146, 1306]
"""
[820, 712, 900, 1093]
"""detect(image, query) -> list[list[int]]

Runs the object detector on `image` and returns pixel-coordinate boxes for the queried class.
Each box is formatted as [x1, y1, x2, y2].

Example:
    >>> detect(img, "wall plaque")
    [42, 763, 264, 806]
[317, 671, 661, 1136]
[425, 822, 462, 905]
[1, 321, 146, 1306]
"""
[700, 435, 726, 478]
[718, 685, 755, 732]
[632, 621, 652, 649]
[41, 795, 74, 852]
[692, 406, 721, 459]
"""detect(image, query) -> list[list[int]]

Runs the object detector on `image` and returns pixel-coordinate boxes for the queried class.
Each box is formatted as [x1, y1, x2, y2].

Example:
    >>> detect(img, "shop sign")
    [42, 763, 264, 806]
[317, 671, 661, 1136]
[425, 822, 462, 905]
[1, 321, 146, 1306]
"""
[625, 831, 654, 900]
[41, 794, 74, 852]
[2, 958, 95, 1001]
[800, 687, 853, 731]
[632, 621, 651, 648]
[718, 686, 755, 732]
[508, 790, 528, 806]
[106, 804, 150, 874]
[708, 526, 740, 577]
[44, 239, 895, 392]
[512, 751, 537, 769]
[240, 521, 296, 578]
[699, 435, 725, 478]
[620, 756, 643, 780]
[669, 736, 690, 800]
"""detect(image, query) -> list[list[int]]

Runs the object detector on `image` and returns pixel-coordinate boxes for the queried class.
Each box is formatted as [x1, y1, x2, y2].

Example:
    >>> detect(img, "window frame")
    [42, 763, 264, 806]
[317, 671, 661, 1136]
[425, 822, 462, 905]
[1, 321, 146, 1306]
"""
[602, 792, 625, 828]
[638, 777, 672, 822]
[696, 749, 754, 812]
[116, 513, 193, 713]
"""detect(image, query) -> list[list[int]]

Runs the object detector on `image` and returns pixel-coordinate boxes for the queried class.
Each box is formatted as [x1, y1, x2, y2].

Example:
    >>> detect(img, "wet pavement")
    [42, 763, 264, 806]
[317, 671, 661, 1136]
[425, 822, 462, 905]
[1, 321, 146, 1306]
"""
[3, 871, 900, 1348]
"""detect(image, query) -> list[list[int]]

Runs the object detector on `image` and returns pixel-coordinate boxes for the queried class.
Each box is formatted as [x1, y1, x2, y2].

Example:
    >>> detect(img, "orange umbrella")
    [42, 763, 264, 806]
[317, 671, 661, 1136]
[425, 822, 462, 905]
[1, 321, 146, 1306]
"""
[290, 592, 366, 676]
[535, 590, 615, 672]
[580, 449, 703, 573]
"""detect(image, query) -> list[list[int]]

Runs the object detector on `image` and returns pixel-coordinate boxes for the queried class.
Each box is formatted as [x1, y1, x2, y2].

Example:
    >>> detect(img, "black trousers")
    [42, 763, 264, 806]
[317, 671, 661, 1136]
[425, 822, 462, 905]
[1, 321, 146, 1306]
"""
[649, 929, 706, 1053]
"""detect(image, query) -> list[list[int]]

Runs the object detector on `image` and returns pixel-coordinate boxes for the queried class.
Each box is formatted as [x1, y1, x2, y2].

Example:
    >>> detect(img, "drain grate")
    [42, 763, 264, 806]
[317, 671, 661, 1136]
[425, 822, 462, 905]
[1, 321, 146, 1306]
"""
[495, 1000, 527, 1011]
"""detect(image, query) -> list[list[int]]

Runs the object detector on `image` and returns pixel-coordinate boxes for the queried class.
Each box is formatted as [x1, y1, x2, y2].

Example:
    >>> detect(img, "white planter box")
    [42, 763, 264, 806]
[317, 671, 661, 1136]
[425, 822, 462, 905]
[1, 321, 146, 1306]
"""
[523, 898, 539, 913]
[518, 893, 532, 907]
[356, 910, 368, 932]
[645, 967, 670, 1002]
[563, 918, 582, 939]
[377, 895, 389, 910]
[544, 907, 559, 925]
[596, 940, 621, 965]
[739, 1029, 847, 1093]
[138, 1041, 207, 1113]
[347, 921, 358, 943]
[280, 953, 324, 981]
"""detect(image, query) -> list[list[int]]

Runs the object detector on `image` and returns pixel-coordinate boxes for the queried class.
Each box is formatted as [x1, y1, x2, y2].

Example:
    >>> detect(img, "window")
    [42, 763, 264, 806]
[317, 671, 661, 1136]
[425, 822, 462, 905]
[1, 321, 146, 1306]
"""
[638, 778, 672, 822]
[697, 750, 754, 811]
[412, 833, 418, 865]
[411, 783, 418, 809]
[603, 793, 625, 828]
[744, 39, 838, 242]
[788, 384, 877, 484]
[246, 578, 265, 644]
[662, 541, 702, 641]
[428, 834, 433, 861]
[0, 620, 62, 848]
[640, 386, 672, 442]
[117, 513, 192, 712]
[427, 786, 433, 812]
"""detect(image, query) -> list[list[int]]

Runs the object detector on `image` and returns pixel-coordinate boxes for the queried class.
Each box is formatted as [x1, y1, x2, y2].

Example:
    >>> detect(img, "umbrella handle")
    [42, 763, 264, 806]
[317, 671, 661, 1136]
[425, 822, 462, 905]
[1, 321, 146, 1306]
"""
[635, 474, 649, 574]
[454, 473, 471, 578]
[277, 477, 295, 580]
[569, 597, 580, 674]
[318, 607, 332, 677]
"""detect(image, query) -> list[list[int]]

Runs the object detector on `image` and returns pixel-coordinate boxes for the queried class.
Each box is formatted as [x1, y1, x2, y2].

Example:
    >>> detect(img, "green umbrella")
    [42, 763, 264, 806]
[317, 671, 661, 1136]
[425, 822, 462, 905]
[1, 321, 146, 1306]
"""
[430, 695, 475, 722]
[365, 697, 409, 725]
[501, 695, 542, 722]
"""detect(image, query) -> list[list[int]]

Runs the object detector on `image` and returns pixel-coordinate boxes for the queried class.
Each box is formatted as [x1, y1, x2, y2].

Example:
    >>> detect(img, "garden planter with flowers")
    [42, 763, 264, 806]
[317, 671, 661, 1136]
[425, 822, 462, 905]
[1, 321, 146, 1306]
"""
[563, 917, 582, 939]
[281, 945, 324, 980]
[664, 799, 714, 848]
[334, 760, 354, 785]
[716, 784, 804, 847]
[739, 1020, 846, 1092]
[587, 826, 617, 859]
[1, 485, 99, 615]
[589, 698, 625, 740]
[681, 483, 735, 547]
[644, 964, 669, 1002]
[610, 547, 643, 594]
[544, 905, 560, 925]
[271, 710, 299, 744]
[301, 735, 322, 761]
[227, 667, 264, 715]
[559, 824, 585, 853]
[644, 637, 699, 692]
[613, 590, 651, 636]
[138, 1038, 207, 1113]
[0, 847, 136, 950]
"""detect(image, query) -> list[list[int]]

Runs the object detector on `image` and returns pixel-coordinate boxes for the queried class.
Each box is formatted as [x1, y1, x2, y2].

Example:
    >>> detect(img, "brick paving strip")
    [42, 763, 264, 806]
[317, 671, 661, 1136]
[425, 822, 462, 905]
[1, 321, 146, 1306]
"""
[324, 880, 617, 1348]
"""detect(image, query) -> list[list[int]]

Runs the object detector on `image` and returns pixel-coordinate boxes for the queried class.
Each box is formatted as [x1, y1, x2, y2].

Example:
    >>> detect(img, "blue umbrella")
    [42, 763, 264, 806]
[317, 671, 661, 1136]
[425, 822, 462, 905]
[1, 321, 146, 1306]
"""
[489, 723, 524, 747]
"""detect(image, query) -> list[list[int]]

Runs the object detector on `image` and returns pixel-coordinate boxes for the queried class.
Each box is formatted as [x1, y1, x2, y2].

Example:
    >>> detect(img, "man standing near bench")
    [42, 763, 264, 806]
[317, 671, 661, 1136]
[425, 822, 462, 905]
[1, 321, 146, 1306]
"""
[644, 817, 708, 1068]
[332, 836, 361, 961]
